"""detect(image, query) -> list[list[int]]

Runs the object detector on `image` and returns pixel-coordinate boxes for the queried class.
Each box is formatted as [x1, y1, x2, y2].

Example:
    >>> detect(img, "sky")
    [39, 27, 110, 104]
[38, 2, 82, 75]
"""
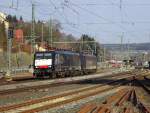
[1, 0, 150, 44]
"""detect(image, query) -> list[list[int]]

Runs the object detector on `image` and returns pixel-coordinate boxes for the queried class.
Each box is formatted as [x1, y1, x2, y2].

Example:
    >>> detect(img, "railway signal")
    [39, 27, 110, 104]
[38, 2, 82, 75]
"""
[8, 27, 14, 39]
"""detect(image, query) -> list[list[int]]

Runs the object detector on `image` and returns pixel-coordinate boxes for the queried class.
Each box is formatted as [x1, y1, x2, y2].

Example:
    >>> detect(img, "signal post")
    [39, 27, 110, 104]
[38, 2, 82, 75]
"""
[5, 27, 14, 81]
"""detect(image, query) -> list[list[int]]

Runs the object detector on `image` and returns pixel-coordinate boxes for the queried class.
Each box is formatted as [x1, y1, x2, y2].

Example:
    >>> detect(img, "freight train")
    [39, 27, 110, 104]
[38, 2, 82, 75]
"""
[33, 49, 97, 78]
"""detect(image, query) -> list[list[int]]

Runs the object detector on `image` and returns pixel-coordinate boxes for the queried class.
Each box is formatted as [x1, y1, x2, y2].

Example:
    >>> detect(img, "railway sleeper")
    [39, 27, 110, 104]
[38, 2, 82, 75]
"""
[129, 90, 138, 106]
[97, 106, 110, 113]
[115, 90, 131, 106]
[123, 107, 134, 113]
[103, 89, 127, 105]
[138, 102, 150, 113]
[135, 79, 150, 94]
[77, 103, 97, 113]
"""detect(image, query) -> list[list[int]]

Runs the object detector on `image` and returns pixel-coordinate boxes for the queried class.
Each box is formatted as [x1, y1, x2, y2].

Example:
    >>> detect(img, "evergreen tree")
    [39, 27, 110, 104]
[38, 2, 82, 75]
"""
[6, 15, 13, 22]
[19, 16, 23, 22]
[12, 15, 17, 23]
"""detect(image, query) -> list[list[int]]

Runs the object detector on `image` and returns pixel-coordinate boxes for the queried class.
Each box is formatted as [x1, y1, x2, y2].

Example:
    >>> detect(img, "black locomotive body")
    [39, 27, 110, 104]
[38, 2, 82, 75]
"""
[33, 50, 97, 78]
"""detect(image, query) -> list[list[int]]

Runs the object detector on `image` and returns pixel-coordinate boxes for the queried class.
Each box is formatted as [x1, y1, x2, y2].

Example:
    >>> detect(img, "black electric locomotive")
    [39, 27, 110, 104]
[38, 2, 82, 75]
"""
[33, 50, 97, 78]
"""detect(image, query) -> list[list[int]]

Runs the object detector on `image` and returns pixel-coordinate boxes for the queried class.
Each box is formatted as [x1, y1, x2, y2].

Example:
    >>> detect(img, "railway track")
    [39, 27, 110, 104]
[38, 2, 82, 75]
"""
[0, 73, 135, 113]
[0, 69, 141, 86]
[78, 88, 145, 113]
[77, 72, 150, 113]
[0, 70, 149, 113]
[0, 71, 134, 96]
[134, 78, 150, 94]
[1, 70, 130, 84]
[134, 76, 150, 113]
[0, 69, 117, 86]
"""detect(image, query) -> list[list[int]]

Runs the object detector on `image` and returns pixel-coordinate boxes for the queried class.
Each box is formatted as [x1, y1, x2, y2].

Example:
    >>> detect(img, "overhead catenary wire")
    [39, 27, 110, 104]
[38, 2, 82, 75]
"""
[49, 0, 150, 43]
[68, 1, 140, 40]
[1, 0, 150, 44]
[68, 3, 150, 6]
[48, 0, 86, 35]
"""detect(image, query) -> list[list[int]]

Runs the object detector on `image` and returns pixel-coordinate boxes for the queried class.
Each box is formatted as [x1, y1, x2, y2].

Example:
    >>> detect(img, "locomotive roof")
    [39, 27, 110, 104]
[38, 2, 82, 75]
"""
[35, 50, 96, 57]
[55, 50, 80, 55]
[35, 50, 79, 55]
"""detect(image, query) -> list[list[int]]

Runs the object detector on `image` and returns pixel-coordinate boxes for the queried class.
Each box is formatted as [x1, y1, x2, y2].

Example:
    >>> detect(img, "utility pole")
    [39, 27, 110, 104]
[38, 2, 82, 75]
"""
[103, 48, 106, 62]
[49, 16, 53, 47]
[41, 22, 44, 45]
[81, 36, 84, 52]
[149, 33, 150, 43]
[10, 0, 19, 9]
[120, 33, 124, 61]
[127, 39, 130, 66]
[79, 36, 84, 52]
[120, 0, 122, 10]
[94, 42, 97, 55]
[120, 33, 123, 52]
[127, 39, 130, 58]
[31, 2, 35, 65]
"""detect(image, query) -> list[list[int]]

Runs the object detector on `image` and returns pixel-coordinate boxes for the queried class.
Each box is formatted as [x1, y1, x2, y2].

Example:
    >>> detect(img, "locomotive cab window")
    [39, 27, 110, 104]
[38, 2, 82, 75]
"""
[44, 53, 52, 59]
[35, 53, 43, 59]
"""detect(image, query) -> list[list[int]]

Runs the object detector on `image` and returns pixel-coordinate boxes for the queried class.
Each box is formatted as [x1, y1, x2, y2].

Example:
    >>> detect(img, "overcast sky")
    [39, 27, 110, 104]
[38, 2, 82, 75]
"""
[1, 0, 150, 44]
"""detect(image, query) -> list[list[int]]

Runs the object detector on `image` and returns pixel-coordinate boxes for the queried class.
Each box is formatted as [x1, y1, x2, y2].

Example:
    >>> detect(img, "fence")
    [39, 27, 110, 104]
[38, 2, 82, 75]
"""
[0, 51, 32, 78]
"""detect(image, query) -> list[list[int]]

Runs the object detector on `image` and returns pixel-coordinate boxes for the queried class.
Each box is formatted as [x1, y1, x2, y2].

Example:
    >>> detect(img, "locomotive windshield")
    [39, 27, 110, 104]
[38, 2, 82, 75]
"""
[35, 53, 43, 59]
[44, 53, 52, 59]
[35, 52, 52, 59]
